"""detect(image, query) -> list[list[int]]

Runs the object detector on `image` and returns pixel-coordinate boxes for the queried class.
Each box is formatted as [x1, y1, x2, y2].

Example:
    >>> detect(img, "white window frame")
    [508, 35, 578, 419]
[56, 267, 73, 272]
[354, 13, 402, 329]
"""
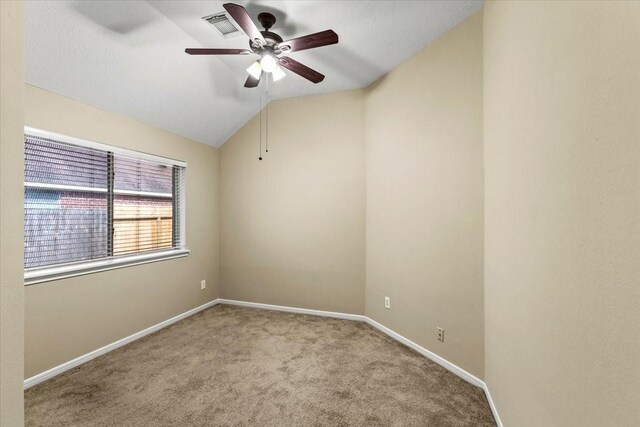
[24, 127, 189, 286]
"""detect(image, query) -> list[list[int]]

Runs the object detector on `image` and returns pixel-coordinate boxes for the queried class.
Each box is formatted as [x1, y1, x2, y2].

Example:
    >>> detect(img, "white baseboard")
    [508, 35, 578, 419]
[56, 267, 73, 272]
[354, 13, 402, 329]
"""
[24, 297, 502, 425]
[483, 383, 504, 427]
[364, 317, 484, 388]
[24, 298, 221, 389]
[217, 299, 366, 322]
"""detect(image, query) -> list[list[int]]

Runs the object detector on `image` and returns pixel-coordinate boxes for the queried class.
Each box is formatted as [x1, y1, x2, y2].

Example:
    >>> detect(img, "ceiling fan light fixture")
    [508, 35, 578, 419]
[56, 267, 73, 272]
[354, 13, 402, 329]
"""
[272, 65, 286, 82]
[246, 61, 262, 79]
[260, 54, 278, 73]
[186, 3, 337, 88]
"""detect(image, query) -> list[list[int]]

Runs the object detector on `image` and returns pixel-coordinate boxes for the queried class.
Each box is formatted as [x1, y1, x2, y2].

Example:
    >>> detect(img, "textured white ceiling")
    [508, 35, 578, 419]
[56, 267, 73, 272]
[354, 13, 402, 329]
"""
[25, 1, 483, 147]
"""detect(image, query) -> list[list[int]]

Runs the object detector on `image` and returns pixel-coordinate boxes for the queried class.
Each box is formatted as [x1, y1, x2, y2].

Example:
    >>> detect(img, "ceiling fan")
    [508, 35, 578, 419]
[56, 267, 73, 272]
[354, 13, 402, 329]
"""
[185, 3, 338, 88]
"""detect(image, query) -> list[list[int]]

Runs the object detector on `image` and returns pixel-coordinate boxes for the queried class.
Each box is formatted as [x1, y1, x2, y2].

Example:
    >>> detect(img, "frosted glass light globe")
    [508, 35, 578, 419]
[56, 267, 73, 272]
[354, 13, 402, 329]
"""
[272, 65, 286, 81]
[246, 61, 262, 79]
[260, 54, 278, 73]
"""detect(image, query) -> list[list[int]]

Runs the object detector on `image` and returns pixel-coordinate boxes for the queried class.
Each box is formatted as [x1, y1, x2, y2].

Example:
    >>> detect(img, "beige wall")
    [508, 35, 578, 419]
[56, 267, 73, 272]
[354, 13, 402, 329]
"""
[484, 1, 640, 425]
[24, 85, 220, 378]
[220, 90, 366, 314]
[1, 1, 25, 425]
[365, 12, 484, 378]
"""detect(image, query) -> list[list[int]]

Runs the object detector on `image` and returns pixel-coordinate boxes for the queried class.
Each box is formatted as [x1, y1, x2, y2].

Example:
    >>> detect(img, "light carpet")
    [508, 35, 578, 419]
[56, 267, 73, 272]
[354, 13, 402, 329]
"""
[25, 304, 496, 426]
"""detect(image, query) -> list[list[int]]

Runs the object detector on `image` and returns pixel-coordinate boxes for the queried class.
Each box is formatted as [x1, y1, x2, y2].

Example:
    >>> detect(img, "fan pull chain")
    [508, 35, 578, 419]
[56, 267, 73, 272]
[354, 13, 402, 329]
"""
[265, 76, 269, 153]
[258, 80, 262, 161]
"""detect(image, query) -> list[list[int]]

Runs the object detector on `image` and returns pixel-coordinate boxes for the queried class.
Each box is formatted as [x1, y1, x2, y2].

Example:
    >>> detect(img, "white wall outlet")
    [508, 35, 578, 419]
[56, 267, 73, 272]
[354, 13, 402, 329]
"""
[200, 280, 206, 290]
[384, 296, 391, 309]
[437, 327, 445, 342]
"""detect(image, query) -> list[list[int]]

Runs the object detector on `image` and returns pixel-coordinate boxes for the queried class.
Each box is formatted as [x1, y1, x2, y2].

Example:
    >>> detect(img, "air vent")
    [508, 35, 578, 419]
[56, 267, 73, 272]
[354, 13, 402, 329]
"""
[202, 12, 242, 39]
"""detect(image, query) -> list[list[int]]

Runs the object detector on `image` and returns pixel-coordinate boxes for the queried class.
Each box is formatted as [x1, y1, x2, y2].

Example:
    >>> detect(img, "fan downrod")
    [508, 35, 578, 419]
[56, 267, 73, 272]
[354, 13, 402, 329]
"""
[255, 12, 283, 46]
[257, 13, 276, 31]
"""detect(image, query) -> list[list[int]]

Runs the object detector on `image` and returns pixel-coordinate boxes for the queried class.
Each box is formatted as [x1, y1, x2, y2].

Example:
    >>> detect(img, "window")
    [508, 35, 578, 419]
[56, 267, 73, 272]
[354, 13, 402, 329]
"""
[24, 127, 187, 285]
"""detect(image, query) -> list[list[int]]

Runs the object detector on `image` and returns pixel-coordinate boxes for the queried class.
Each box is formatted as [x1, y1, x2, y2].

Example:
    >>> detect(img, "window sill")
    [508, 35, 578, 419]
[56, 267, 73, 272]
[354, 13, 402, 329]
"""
[24, 249, 190, 286]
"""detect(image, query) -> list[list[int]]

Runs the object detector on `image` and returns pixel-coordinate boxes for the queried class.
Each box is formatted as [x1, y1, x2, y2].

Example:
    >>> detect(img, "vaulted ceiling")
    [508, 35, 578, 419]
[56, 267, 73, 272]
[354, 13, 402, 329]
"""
[25, 1, 483, 147]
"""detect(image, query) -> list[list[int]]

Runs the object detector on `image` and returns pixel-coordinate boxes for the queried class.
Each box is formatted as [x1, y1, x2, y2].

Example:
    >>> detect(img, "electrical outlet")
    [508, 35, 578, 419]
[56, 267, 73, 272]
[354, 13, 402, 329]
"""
[384, 296, 391, 309]
[200, 280, 206, 290]
[437, 327, 444, 342]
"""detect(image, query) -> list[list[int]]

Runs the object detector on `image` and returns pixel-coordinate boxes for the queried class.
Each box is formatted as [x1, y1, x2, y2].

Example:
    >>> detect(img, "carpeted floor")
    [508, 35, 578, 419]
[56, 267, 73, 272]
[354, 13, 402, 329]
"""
[25, 305, 496, 426]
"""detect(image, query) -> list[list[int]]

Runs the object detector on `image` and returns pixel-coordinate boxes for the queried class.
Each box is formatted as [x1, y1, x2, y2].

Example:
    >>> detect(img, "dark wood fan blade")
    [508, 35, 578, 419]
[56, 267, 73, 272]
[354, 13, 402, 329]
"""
[223, 3, 265, 45]
[279, 30, 338, 53]
[185, 48, 252, 55]
[244, 72, 262, 88]
[278, 57, 325, 83]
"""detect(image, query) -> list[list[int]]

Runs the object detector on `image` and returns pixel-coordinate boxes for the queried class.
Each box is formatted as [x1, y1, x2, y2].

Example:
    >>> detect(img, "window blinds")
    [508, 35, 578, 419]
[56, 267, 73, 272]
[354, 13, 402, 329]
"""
[112, 155, 181, 256]
[24, 131, 186, 271]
